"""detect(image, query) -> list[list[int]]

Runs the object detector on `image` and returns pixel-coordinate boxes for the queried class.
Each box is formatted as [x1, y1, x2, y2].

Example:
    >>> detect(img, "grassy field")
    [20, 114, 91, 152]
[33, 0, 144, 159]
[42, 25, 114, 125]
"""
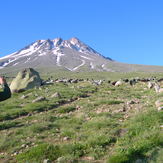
[0, 72, 162, 162]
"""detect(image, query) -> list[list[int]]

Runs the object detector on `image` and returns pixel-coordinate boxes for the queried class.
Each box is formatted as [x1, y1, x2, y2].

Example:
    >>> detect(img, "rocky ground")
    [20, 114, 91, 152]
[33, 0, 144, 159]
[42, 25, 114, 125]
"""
[0, 77, 162, 163]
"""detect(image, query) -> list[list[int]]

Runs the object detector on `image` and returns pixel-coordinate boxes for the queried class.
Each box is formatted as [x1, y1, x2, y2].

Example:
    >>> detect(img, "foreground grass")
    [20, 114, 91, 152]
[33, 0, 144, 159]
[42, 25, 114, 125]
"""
[107, 109, 163, 163]
[0, 76, 162, 162]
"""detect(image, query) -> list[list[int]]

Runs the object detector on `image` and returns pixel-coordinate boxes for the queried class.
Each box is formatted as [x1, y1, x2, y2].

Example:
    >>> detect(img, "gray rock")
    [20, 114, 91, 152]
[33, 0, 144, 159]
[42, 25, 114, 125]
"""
[51, 92, 61, 98]
[155, 99, 163, 107]
[63, 137, 70, 141]
[43, 159, 50, 163]
[20, 95, 28, 99]
[147, 82, 154, 89]
[32, 96, 46, 103]
[10, 68, 42, 93]
[158, 106, 163, 111]
[115, 80, 123, 86]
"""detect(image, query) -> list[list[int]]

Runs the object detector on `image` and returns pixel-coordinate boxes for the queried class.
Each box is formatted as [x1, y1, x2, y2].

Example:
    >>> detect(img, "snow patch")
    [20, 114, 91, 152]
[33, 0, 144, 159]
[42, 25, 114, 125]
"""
[0, 58, 18, 68]
[13, 62, 19, 66]
[73, 60, 85, 71]
[38, 52, 47, 56]
[24, 58, 31, 63]
[90, 62, 95, 69]
[101, 64, 113, 71]
[65, 67, 73, 71]
[53, 49, 65, 66]
[80, 55, 93, 60]
[0, 52, 17, 60]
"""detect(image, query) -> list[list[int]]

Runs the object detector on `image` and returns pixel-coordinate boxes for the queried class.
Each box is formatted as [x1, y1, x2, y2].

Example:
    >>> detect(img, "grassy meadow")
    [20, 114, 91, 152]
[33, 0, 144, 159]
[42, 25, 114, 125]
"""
[0, 71, 162, 162]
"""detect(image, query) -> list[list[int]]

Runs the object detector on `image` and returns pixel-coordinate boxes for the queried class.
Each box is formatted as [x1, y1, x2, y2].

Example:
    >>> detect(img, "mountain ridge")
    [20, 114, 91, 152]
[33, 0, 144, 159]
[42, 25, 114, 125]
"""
[0, 37, 113, 72]
[0, 37, 163, 74]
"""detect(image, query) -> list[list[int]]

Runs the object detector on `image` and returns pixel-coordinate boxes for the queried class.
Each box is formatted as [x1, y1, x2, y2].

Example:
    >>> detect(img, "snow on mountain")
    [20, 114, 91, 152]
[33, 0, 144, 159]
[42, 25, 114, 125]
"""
[0, 37, 113, 71]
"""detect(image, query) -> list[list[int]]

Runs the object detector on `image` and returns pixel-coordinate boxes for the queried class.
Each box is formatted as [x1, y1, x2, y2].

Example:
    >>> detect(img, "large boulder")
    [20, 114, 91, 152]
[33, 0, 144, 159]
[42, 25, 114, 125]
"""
[10, 68, 42, 93]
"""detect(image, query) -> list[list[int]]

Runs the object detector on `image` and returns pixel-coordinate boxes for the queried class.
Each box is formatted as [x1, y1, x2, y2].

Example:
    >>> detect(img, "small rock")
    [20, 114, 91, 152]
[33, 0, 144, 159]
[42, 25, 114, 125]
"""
[32, 96, 46, 103]
[20, 103, 26, 107]
[31, 142, 35, 146]
[34, 93, 39, 97]
[21, 144, 26, 148]
[27, 92, 33, 96]
[20, 95, 28, 99]
[157, 106, 163, 111]
[51, 92, 61, 98]
[115, 80, 123, 86]
[63, 137, 70, 141]
[127, 100, 139, 105]
[39, 87, 42, 90]
[147, 82, 154, 89]
[57, 157, 66, 162]
[13, 152, 19, 156]
[155, 99, 163, 107]
[25, 145, 29, 148]
[43, 159, 50, 163]
[83, 156, 94, 161]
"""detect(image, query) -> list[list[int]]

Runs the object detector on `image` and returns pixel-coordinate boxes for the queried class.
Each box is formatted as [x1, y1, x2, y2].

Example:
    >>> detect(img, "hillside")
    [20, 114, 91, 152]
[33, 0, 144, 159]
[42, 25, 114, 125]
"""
[0, 73, 162, 162]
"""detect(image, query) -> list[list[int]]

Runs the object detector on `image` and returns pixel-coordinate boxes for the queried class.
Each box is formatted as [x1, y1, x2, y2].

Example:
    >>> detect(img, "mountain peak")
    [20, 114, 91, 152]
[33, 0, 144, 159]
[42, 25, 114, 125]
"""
[0, 37, 113, 71]
[53, 38, 63, 46]
[69, 37, 81, 45]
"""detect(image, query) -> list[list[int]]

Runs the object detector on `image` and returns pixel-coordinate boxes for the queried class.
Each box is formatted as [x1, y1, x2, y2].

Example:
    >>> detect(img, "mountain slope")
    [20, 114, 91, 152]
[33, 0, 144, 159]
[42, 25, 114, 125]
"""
[0, 37, 113, 72]
[0, 37, 163, 74]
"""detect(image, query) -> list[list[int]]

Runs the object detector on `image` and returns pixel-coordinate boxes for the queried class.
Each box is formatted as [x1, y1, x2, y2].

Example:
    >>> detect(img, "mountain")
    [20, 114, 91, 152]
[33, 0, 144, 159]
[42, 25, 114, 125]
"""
[0, 37, 113, 72]
[0, 37, 163, 74]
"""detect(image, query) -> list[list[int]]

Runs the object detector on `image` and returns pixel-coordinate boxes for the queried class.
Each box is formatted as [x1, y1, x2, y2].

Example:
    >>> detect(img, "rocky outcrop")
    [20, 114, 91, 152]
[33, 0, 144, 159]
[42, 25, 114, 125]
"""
[10, 68, 42, 93]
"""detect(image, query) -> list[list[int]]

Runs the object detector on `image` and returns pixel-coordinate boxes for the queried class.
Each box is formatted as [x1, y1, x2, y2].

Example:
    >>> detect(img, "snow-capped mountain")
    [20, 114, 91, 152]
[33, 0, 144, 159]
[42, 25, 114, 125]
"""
[0, 37, 113, 71]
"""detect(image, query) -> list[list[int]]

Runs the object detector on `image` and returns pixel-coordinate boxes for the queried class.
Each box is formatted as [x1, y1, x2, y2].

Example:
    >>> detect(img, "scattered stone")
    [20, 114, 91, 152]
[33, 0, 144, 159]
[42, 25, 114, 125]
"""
[82, 156, 94, 161]
[127, 100, 139, 105]
[13, 151, 19, 156]
[34, 93, 39, 97]
[71, 79, 78, 83]
[129, 79, 137, 86]
[39, 87, 42, 90]
[118, 128, 128, 136]
[63, 137, 70, 141]
[43, 159, 50, 163]
[157, 106, 163, 111]
[147, 82, 154, 89]
[51, 92, 61, 98]
[20, 103, 26, 107]
[26, 145, 29, 148]
[31, 142, 35, 146]
[57, 157, 66, 162]
[21, 144, 26, 148]
[154, 83, 163, 93]
[32, 96, 46, 103]
[27, 92, 33, 96]
[115, 80, 123, 86]
[20, 94, 28, 99]
[155, 99, 163, 107]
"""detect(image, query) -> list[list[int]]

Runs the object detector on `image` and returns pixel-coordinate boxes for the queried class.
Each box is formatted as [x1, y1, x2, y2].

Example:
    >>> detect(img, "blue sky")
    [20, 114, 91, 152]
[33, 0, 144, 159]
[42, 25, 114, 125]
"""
[0, 0, 163, 65]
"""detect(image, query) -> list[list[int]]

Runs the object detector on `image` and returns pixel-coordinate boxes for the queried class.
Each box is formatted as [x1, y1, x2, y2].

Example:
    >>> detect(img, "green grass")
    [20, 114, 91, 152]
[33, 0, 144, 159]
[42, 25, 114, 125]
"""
[107, 109, 163, 163]
[0, 72, 162, 162]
